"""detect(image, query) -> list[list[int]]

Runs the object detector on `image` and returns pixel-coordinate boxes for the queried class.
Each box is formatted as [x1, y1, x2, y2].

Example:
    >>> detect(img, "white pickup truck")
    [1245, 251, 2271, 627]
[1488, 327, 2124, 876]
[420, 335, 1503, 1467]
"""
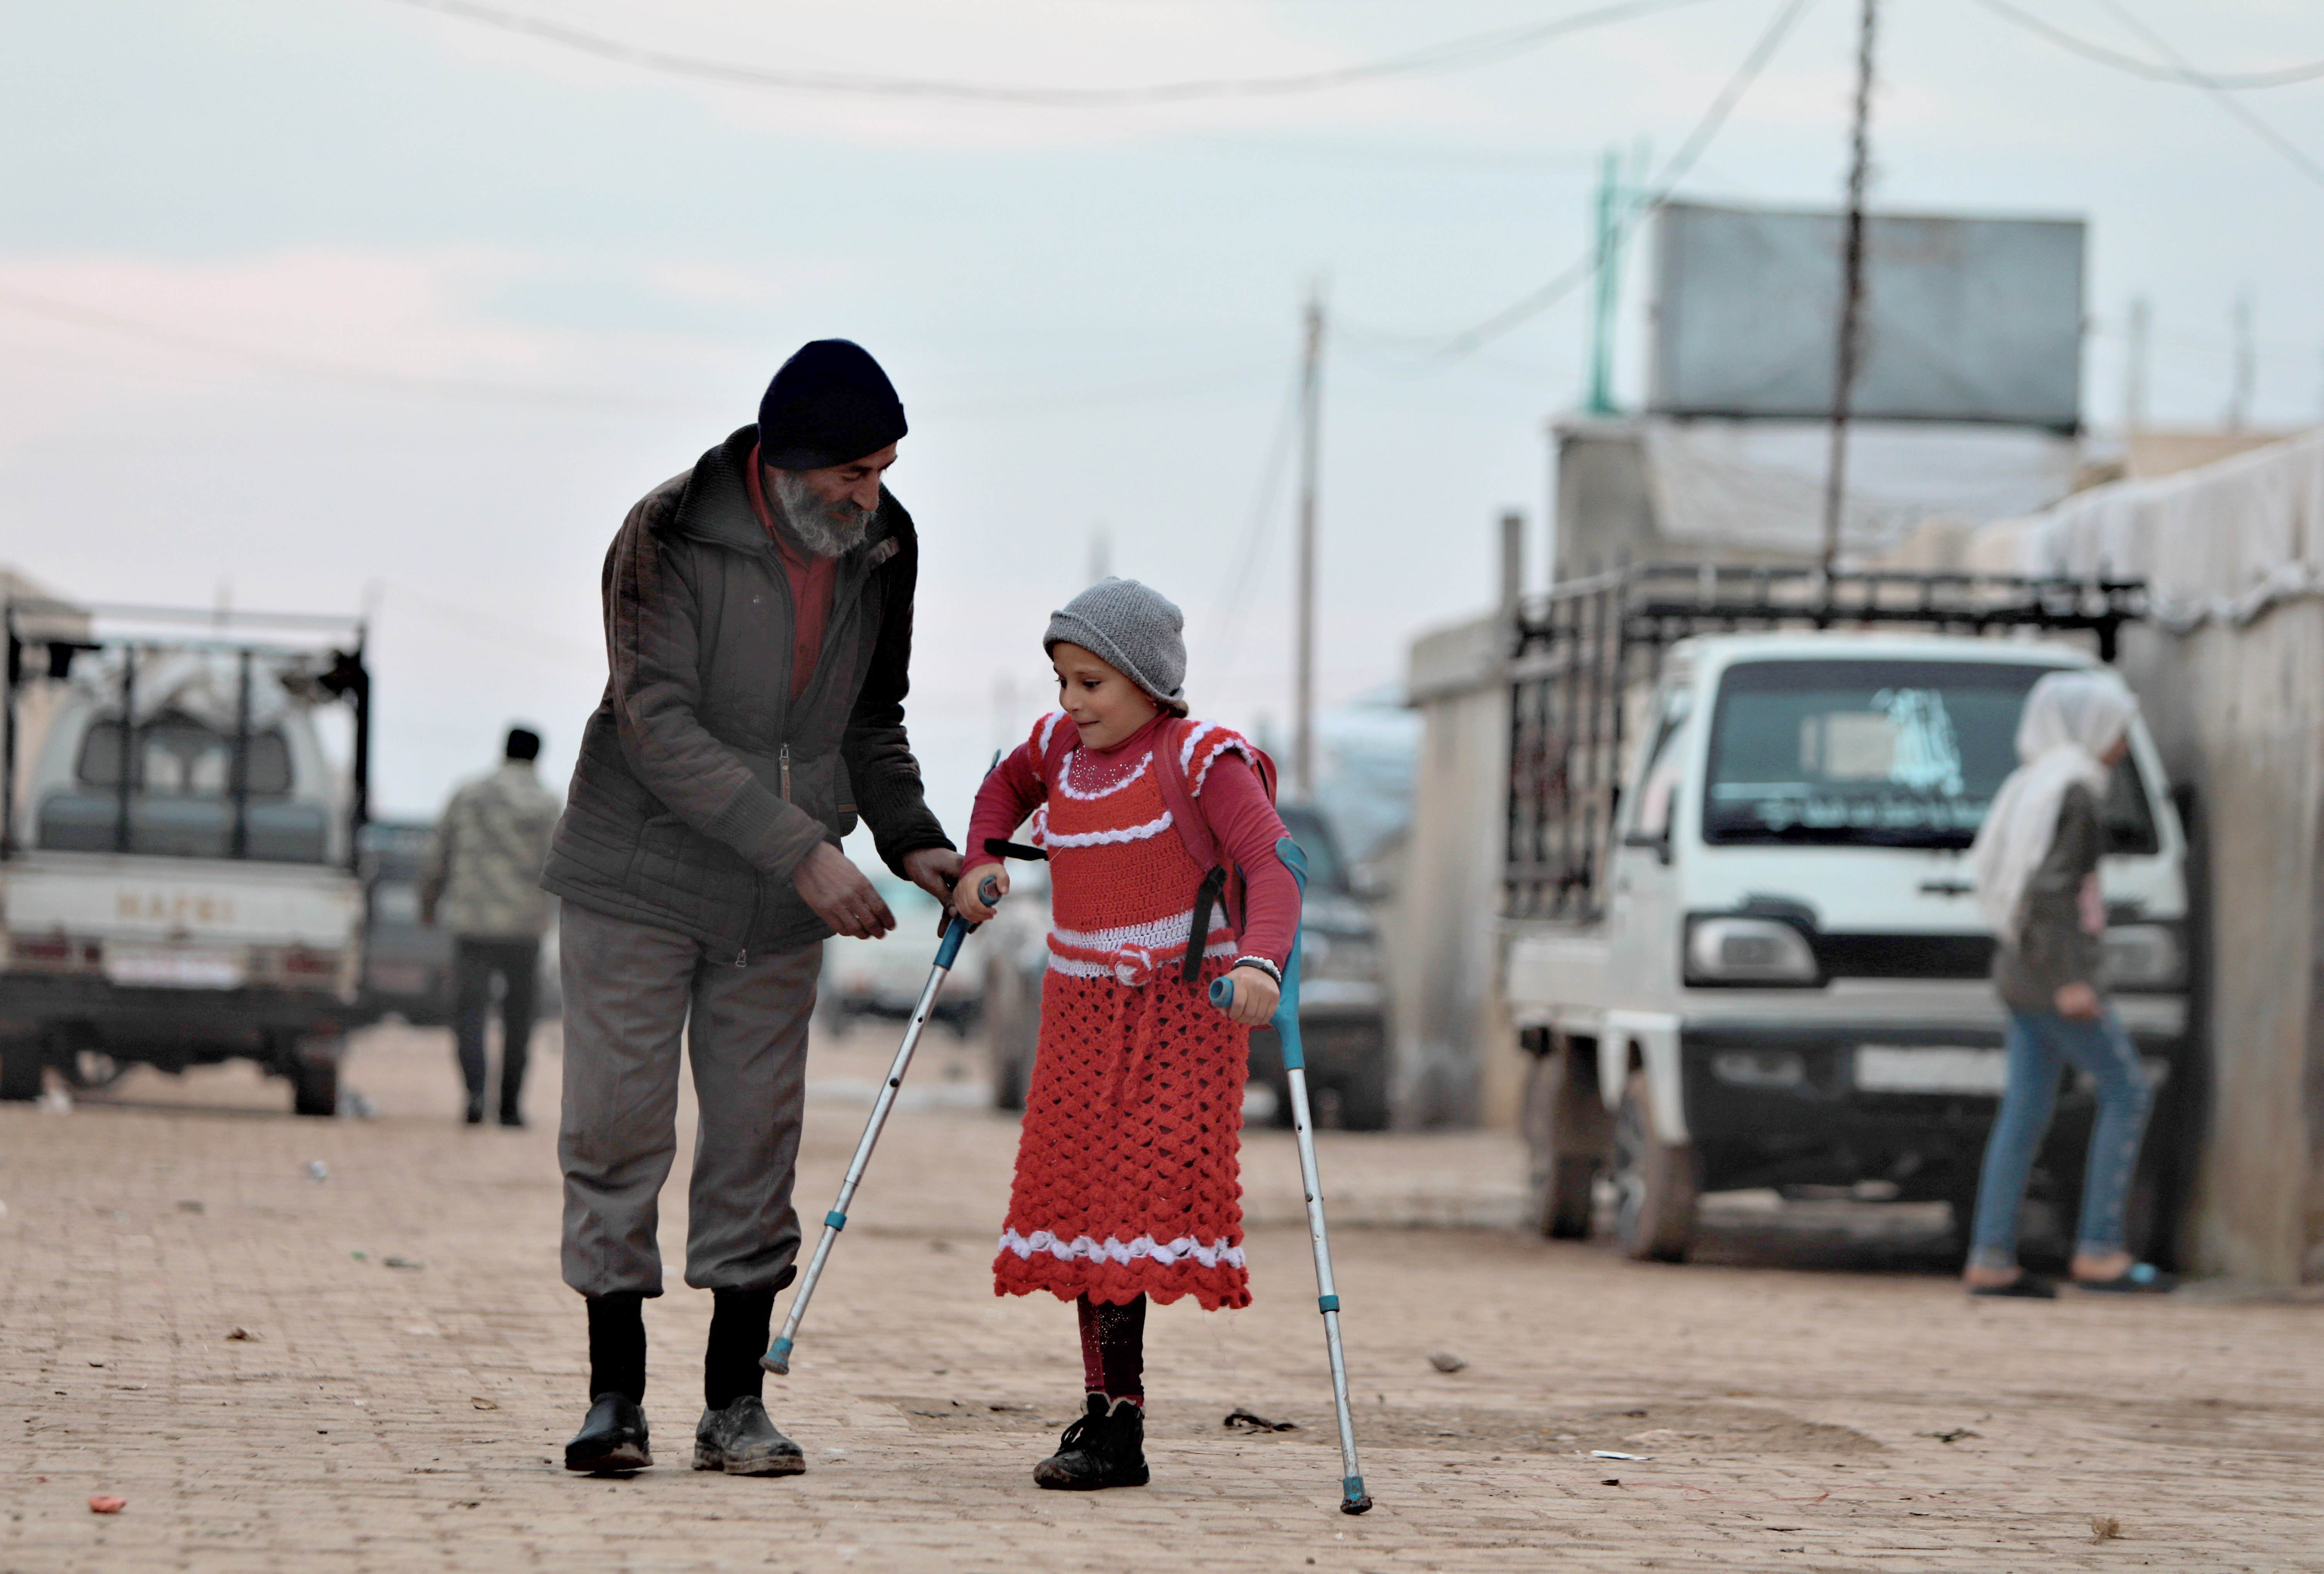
[1505, 568, 2195, 1264]
[0, 601, 375, 1115]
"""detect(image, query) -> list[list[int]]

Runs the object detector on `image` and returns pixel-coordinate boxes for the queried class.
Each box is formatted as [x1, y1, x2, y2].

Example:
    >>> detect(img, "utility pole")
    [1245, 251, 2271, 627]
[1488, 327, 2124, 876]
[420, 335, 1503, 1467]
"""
[2228, 289, 2255, 431]
[1819, 0, 1878, 580]
[2123, 295, 2151, 437]
[1294, 285, 1324, 799]
[1585, 149, 1622, 417]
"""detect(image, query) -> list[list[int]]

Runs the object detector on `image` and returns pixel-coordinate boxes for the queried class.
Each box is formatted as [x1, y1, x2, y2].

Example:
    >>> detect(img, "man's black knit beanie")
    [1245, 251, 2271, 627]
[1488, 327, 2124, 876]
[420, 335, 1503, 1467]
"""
[757, 339, 908, 471]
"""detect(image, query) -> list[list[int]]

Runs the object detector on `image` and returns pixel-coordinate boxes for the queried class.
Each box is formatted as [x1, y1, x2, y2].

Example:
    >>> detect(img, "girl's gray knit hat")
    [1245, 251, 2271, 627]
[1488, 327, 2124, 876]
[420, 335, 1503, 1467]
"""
[1044, 578, 1187, 710]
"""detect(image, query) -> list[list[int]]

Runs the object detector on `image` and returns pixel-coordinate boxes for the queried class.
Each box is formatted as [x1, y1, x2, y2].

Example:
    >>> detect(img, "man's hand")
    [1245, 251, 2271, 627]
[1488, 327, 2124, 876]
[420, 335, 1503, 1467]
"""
[792, 842, 895, 939]
[2054, 981, 2103, 1020]
[902, 847, 964, 910]
[953, 862, 1008, 924]
[1218, 965, 1281, 1027]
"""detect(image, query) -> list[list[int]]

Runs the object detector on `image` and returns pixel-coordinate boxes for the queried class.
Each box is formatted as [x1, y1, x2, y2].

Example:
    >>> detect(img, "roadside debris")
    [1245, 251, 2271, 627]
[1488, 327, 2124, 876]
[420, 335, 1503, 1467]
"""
[2090, 1515, 2124, 1542]
[226, 1327, 258, 1342]
[305, 1161, 328, 1181]
[176, 1200, 204, 1214]
[382, 1256, 424, 1270]
[1919, 1427, 1980, 1444]
[88, 1496, 125, 1515]
[1224, 1407, 1299, 1433]
[1590, 1450, 1651, 1461]
[1427, 1351, 1468, 1373]
[338, 1090, 379, 1120]
[470, 1397, 498, 1411]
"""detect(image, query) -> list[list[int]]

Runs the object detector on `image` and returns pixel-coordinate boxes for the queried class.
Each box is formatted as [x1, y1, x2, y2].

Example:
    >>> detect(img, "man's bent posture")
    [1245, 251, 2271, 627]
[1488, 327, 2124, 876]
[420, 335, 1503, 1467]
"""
[541, 340, 960, 1476]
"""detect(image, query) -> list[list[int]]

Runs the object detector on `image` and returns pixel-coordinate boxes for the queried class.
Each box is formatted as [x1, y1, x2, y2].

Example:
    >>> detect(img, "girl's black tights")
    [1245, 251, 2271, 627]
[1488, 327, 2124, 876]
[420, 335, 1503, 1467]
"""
[1076, 1293, 1145, 1403]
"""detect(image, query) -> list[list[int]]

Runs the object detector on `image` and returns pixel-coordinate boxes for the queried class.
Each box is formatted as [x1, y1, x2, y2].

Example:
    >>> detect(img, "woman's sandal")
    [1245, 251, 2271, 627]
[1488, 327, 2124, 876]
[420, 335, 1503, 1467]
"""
[2072, 1263, 2177, 1294]
[1968, 1273, 2058, 1299]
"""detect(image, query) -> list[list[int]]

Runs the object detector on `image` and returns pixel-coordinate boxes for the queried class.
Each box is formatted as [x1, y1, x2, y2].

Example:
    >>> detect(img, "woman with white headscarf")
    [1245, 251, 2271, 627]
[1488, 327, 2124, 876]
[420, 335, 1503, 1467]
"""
[1961, 670, 2172, 1297]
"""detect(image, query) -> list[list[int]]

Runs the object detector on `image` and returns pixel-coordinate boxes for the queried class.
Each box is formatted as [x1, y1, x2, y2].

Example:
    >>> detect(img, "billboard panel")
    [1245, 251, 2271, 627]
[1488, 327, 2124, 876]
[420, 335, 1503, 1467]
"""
[1648, 202, 2084, 431]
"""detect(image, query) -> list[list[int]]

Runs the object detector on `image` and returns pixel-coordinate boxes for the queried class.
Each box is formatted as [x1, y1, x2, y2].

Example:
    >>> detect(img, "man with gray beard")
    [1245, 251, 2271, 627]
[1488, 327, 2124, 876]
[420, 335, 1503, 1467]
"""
[540, 339, 962, 1478]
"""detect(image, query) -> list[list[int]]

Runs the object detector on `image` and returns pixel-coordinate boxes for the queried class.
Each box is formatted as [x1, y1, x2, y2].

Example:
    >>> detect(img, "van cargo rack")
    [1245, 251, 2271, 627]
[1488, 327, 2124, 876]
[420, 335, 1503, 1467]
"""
[1504, 565, 2147, 922]
[2, 599, 372, 872]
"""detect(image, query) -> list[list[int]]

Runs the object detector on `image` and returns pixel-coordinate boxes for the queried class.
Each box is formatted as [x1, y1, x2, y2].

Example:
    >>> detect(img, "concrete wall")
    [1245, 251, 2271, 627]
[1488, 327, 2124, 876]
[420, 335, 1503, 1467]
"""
[1388, 613, 1522, 1128]
[2117, 608, 2324, 1283]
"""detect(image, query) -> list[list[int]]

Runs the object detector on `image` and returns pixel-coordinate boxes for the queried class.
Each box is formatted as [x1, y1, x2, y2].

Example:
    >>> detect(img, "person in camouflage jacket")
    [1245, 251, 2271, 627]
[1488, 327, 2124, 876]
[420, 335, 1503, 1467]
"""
[420, 726, 562, 1127]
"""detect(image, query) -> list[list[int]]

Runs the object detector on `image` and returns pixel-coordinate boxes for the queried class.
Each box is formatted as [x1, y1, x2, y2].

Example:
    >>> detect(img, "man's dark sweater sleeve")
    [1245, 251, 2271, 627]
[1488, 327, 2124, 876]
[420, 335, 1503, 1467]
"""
[604, 502, 828, 878]
[842, 520, 953, 877]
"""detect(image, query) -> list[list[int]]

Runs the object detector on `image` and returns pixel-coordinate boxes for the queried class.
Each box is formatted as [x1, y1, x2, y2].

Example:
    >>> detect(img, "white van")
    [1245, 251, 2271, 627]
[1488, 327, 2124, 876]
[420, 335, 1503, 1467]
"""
[0, 602, 374, 1114]
[1506, 576, 2193, 1263]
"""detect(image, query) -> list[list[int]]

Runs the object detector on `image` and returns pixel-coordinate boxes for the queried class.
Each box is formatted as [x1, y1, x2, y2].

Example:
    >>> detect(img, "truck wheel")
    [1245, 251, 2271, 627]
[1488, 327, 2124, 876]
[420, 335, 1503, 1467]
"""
[1334, 1041, 1392, 1132]
[1523, 1049, 1609, 1239]
[0, 1035, 45, 1102]
[1611, 1069, 1700, 1262]
[288, 1036, 342, 1118]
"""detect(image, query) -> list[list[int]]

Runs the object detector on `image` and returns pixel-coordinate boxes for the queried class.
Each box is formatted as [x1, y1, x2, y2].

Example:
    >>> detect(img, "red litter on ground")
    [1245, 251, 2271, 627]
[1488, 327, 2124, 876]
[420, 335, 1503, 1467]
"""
[88, 1496, 126, 1514]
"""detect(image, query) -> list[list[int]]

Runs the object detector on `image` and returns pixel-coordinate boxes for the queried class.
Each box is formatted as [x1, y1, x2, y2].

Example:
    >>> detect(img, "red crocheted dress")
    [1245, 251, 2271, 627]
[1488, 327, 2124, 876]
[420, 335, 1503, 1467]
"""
[976, 713, 1284, 1311]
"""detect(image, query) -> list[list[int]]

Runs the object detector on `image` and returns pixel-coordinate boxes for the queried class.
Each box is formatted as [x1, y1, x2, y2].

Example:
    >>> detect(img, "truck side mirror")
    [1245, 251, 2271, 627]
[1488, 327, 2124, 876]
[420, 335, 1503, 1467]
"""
[1620, 794, 1678, 866]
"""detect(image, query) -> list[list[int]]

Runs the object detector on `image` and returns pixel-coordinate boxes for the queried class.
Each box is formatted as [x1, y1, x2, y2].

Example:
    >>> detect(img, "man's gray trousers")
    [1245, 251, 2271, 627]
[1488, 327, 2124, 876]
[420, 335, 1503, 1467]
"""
[559, 901, 819, 1299]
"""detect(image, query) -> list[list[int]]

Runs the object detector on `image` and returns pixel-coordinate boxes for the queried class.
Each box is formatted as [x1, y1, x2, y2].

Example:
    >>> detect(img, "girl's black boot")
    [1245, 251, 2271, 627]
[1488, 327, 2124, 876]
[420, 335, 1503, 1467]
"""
[1032, 1393, 1148, 1490]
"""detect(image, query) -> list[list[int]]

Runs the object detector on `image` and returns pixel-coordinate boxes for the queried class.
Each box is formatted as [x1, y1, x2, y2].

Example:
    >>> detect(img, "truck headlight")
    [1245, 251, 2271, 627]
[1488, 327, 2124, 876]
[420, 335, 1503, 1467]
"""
[1686, 915, 1819, 986]
[2104, 924, 2185, 990]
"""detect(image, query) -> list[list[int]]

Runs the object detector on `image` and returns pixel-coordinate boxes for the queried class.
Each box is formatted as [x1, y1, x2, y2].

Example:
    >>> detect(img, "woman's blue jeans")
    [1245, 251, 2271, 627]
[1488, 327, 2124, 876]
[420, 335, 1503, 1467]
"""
[1967, 1007, 2153, 1271]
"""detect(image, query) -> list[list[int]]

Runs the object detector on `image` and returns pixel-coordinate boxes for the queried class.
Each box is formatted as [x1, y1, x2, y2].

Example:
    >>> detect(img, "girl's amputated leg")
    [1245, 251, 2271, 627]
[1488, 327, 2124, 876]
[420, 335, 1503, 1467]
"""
[1077, 1293, 1146, 1403]
[1965, 1013, 2066, 1285]
[2057, 1008, 2155, 1280]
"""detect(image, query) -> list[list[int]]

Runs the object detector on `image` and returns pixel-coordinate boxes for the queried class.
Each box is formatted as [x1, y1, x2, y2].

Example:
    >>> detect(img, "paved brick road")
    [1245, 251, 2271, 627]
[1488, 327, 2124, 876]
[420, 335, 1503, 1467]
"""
[3, 1020, 2320, 1572]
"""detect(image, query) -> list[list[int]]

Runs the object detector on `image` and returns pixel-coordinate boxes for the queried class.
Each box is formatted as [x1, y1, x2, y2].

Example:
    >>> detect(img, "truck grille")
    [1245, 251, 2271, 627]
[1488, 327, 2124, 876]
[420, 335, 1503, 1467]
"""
[1815, 934, 1995, 981]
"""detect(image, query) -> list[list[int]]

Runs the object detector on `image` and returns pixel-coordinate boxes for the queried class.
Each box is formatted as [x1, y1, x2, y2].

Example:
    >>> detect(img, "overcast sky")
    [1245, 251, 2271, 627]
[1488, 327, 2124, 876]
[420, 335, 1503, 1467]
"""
[3, 0, 2321, 828]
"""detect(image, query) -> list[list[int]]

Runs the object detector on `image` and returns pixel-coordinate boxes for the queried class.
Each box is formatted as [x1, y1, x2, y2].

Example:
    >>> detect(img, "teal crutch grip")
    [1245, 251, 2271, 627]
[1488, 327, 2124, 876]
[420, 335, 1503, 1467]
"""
[825, 1210, 848, 1231]
[934, 914, 969, 970]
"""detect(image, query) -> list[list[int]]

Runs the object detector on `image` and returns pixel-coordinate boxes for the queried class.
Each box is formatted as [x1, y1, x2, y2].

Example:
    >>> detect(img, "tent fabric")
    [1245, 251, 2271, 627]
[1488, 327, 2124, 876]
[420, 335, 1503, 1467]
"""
[1639, 417, 2083, 558]
[1990, 429, 2324, 631]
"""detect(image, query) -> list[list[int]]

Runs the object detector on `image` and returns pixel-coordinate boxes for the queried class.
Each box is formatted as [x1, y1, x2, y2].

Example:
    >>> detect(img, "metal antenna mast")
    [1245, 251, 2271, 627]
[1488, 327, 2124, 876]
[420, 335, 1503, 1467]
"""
[1294, 284, 1324, 797]
[1819, 0, 1877, 579]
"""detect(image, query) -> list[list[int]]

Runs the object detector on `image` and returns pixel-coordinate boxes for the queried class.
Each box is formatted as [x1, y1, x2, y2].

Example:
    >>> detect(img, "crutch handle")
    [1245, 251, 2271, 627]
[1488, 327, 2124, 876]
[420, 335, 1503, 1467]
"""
[1208, 975, 1235, 1010]
[979, 875, 1000, 905]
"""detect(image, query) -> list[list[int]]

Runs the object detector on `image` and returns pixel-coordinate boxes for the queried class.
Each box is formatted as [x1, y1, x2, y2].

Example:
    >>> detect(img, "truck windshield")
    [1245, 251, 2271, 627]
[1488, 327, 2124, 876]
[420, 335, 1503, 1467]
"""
[1703, 659, 2159, 852]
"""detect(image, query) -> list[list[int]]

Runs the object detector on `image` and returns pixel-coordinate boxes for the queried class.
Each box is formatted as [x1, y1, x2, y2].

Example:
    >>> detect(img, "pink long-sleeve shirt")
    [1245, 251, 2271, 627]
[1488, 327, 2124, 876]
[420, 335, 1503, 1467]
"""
[963, 714, 1300, 969]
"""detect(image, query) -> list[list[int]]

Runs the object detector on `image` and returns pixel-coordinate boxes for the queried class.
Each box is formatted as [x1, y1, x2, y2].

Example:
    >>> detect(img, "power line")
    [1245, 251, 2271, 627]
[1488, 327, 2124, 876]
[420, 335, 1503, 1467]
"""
[1376, 0, 1817, 361]
[0, 282, 682, 412]
[380, 0, 1718, 106]
[2086, 0, 2324, 196]
[1967, 0, 2324, 90]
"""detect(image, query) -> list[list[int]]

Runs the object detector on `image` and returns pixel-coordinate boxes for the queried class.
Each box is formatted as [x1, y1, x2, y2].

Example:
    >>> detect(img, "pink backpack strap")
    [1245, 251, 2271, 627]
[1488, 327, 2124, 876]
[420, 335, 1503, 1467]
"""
[1152, 718, 1220, 871]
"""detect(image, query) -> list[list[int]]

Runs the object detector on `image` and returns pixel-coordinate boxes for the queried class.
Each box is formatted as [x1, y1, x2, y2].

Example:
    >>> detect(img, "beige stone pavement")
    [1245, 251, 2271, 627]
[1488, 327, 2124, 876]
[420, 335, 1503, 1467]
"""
[3, 1017, 2321, 1573]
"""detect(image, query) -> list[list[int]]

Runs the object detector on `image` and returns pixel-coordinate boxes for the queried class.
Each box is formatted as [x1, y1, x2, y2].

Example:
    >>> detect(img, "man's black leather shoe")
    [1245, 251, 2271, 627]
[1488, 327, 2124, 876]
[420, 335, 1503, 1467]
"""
[694, 1396, 806, 1476]
[564, 1393, 651, 1473]
[1032, 1393, 1148, 1490]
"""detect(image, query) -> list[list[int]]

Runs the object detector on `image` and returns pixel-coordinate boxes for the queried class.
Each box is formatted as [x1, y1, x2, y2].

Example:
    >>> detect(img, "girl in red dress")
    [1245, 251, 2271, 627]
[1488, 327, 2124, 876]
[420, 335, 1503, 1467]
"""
[956, 578, 1299, 1492]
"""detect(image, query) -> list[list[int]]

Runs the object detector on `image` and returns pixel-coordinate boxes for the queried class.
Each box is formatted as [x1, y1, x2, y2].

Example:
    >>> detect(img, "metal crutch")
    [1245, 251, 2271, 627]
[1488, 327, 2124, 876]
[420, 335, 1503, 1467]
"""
[761, 868, 1002, 1376]
[1209, 836, 1374, 1514]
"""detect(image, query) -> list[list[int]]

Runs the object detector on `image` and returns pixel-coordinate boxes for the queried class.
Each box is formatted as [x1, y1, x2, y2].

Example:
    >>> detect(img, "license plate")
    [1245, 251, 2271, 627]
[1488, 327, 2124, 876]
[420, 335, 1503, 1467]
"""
[105, 947, 245, 990]
[1853, 1044, 2005, 1095]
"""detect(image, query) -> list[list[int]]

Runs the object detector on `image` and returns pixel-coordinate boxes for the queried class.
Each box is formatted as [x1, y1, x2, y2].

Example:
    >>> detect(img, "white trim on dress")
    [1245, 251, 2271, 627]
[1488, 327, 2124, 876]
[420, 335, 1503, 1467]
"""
[998, 1228, 1246, 1271]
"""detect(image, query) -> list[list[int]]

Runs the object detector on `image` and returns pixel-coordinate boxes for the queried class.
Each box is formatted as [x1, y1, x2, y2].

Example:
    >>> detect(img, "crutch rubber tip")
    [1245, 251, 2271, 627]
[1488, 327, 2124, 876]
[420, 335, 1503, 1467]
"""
[1341, 1483, 1374, 1515]
[760, 1338, 794, 1376]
